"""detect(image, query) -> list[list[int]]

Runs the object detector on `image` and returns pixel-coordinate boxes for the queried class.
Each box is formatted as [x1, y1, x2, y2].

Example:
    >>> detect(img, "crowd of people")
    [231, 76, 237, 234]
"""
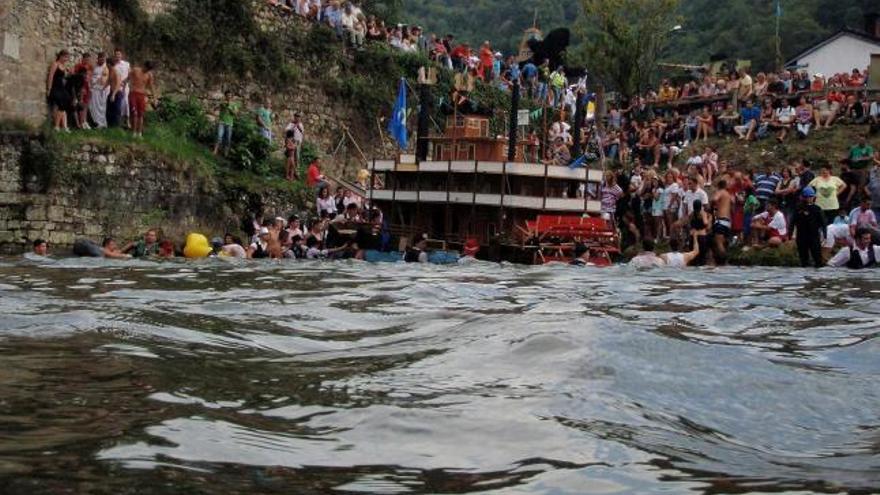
[52, 202, 385, 262]
[34, 1, 880, 270]
[46, 48, 157, 136]
[592, 131, 880, 269]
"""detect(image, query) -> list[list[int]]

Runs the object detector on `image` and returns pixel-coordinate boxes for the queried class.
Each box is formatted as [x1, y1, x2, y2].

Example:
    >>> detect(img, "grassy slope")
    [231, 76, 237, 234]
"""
[53, 125, 217, 179]
[702, 125, 872, 172]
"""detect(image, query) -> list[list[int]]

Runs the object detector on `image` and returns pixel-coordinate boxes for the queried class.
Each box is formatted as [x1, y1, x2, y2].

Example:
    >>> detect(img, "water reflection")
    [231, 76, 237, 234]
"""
[0, 259, 878, 493]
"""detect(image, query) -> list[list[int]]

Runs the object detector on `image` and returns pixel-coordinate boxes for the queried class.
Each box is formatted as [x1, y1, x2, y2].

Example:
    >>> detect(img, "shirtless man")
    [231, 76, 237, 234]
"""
[128, 61, 156, 138]
[106, 57, 123, 128]
[102, 237, 132, 259]
[712, 179, 733, 265]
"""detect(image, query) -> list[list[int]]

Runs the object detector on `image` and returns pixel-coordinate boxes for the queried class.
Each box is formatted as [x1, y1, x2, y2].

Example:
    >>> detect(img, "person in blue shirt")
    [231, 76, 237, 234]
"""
[735, 99, 761, 141]
[521, 61, 538, 99]
[753, 164, 782, 208]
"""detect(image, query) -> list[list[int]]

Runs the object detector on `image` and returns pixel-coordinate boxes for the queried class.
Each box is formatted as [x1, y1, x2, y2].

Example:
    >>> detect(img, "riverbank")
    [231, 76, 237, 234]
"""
[0, 125, 310, 254]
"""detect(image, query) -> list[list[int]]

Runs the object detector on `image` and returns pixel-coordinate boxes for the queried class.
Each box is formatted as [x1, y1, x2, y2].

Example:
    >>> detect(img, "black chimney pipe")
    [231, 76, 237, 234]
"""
[416, 83, 432, 162]
[571, 90, 585, 158]
[508, 81, 520, 162]
[866, 12, 880, 39]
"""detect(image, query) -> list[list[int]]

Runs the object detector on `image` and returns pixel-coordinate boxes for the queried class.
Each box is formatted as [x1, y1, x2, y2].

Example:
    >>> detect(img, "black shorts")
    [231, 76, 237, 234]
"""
[713, 219, 732, 237]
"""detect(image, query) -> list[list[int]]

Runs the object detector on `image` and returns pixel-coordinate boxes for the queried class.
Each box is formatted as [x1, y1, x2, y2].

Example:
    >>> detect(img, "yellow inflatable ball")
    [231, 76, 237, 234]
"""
[183, 233, 212, 259]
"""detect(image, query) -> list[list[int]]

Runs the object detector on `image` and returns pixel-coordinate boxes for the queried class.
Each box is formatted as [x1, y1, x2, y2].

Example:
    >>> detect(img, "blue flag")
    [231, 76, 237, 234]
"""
[775, 0, 782, 17]
[388, 78, 408, 149]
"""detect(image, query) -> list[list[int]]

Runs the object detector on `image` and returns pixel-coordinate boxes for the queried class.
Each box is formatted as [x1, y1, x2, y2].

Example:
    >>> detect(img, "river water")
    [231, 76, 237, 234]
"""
[0, 257, 878, 494]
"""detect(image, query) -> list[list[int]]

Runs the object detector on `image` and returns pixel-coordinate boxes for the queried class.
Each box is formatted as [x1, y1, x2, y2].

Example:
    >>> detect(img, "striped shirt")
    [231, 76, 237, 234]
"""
[753, 173, 781, 202]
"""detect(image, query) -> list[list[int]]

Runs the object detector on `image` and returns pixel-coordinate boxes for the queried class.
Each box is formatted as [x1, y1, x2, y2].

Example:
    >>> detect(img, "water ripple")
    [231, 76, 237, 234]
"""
[0, 259, 878, 493]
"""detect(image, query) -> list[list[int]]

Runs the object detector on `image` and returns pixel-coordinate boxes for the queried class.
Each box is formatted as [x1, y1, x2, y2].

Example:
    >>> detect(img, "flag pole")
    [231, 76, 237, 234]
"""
[775, 0, 782, 71]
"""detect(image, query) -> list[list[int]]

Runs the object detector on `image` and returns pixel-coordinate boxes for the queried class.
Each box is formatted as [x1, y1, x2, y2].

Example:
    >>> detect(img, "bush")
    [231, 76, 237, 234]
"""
[228, 114, 273, 176]
[299, 141, 320, 167]
[154, 96, 274, 176]
[154, 97, 213, 144]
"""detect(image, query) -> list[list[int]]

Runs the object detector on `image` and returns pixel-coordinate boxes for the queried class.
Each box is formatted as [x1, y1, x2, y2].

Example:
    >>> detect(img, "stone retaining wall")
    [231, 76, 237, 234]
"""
[0, 132, 313, 254]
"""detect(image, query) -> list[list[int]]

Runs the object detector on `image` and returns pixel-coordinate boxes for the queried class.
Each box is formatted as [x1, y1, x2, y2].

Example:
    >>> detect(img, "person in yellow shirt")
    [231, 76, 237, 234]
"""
[658, 79, 678, 101]
[809, 165, 847, 224]
[738, 68, 754, 101]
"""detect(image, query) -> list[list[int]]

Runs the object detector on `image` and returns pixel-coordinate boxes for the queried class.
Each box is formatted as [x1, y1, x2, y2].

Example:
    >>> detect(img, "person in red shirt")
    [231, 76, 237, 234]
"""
[828, 89, 846, 108]
[849, 68, 865, 87]
[478, 41, 493, 81]
[307, 160, 327, 190]
[73, 52, 93, 129]
[449, 43, 470, 72]
[728, 170, 753, 234]
[810, 74, 825, 92]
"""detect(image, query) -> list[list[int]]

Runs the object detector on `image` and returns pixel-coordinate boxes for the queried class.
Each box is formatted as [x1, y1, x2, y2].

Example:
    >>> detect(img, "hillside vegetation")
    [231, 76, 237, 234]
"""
[401, 0, 875, 72]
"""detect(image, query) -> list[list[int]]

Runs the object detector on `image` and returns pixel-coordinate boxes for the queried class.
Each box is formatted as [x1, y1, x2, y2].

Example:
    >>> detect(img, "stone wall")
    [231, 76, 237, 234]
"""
[0, 132, 313, 253]
[0, 0, 113, 124]
[0, 133, 212, 252]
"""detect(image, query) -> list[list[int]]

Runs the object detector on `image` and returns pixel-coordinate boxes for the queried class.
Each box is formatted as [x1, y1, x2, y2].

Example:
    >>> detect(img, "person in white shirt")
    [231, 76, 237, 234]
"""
[660, 234, 701, 268]
[680, 176, 709, 220]
[630, 239, 666, 268]
[750, 200, 787, 247]
[848, 197, 880, 239]
[828, 227, 880, 268]
[823, 222, 852, 256]
[869, 100, 880, 127]
[284, 112, 305, 168]
[342, 189, 361, 209]
[113, 48, 131, 126]
[339, 4, 363, 49]
[89, 52, 110, 128]
[549, 119, 572, 146]
[772, 102, 795, 141]
[316, 186, 337, 218]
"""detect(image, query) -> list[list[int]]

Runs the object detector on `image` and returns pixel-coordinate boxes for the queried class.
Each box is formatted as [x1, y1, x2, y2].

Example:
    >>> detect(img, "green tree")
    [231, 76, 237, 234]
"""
[364, 0, 404, 24]
[576, 0, 681, 96]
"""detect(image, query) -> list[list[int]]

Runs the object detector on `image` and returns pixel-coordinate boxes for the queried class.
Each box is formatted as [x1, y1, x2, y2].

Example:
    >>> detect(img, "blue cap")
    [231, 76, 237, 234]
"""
[802, 186, 816, 198]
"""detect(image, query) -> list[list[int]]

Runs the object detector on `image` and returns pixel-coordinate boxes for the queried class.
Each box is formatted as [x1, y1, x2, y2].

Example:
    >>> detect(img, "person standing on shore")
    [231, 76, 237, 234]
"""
[712, 180, 733, 265]
[46, 50, 71, 132]
[792, 187, 826, 268]
[213, 91, 239, 156]
[88, 52, 109, 128]
[72, 52, 93, 130]
[114, 48, 131, 128]
[105, 57, 123, 128]
[809, 165, 846, 226]
[285, 112, 305, 169]
[256, 95, 274, 144]
[128, 61, 156, 138]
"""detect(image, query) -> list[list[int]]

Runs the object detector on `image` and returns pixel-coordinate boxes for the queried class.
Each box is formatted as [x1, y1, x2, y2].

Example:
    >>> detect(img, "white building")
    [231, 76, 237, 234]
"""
[786, 27, 880, 77]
